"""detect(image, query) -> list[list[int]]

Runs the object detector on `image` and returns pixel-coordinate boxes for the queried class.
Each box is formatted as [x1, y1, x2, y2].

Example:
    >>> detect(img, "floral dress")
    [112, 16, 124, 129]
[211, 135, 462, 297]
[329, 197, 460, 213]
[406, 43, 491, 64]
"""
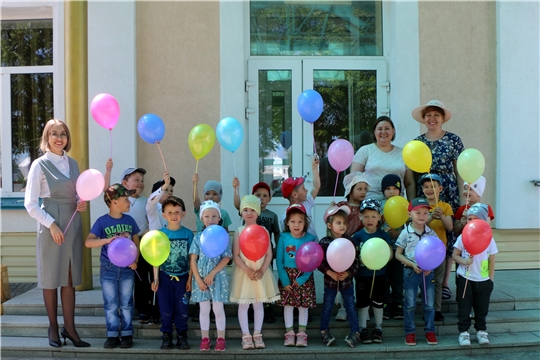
[415, 131, 464, 212]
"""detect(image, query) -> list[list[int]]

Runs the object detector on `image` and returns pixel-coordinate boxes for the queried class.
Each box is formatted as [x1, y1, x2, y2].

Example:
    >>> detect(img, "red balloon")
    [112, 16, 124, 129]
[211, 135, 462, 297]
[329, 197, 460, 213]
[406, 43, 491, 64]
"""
[239, 224, 270, 261]
[462, 219, 492, 255]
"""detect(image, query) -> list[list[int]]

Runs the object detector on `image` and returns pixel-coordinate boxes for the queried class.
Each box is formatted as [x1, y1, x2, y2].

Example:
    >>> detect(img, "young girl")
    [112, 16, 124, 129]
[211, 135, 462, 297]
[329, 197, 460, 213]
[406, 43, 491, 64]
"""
[189, 200, 232, 352]
[230, 195, 280, 350]
[276, 204, 317, 347]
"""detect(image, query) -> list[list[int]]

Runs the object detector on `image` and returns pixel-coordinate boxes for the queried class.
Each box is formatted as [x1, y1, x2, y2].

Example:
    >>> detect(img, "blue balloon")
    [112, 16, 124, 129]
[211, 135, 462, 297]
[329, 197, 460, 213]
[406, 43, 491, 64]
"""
[137, 114, 165, 144]
[297, 90, 324, 123]
[280, 131, 292, 149]
[216, 117, 244, 153]
[200, 225, 229, 258]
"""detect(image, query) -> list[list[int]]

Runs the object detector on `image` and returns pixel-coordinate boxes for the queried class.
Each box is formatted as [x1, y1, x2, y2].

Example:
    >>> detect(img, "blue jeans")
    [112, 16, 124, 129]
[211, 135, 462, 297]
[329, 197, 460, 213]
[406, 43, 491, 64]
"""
[320, 285, 359, 333]
[100, 260, 135, 337]
[403, 267, 435, 335]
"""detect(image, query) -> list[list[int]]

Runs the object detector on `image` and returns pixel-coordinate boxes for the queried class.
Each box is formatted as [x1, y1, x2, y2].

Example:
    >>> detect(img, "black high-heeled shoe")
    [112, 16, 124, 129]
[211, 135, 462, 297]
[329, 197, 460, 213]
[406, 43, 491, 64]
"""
[61, 327, 90, 347]
[48, 327, 62, 347]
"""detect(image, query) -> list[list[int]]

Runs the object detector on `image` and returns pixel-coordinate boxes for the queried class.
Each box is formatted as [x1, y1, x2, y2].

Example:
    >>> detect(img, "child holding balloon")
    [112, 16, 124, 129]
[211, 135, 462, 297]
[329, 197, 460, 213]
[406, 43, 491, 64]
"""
[189, 200, 232, 351]
[230, 195, 280, 350]
[452, 203, 497, 346]
[192, 174, 232, 232]
[276, 204, 317, 347]
[146, 172, 176, 231]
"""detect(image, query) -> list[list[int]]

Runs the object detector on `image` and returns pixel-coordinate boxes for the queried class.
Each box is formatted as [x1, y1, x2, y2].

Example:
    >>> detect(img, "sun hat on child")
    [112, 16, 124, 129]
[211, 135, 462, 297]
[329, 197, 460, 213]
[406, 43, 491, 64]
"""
[464, 176, 486, 197]
[343, 172, 370, 198]
[240, 195, 261, 216]
[204, 180, 223, 201]
[412, 100, 453, 123]
[199, 200, 221, 220]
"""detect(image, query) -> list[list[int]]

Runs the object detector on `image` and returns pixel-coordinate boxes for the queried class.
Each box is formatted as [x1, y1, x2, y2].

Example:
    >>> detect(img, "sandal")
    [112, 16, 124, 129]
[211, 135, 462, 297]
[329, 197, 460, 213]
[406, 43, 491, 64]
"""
[442, 286, 452, 300]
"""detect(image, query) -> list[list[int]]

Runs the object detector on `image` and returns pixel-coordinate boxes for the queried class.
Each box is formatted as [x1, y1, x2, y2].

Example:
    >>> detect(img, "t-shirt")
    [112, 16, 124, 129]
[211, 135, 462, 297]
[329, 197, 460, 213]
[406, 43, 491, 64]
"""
[124, 195, 148, 235]
[90, 213, 140, 264]
[146, 188, 168, 231]
[454, 235, 498, 282]
[258, 208, 280, 245]
[194, 207, 232, 232]
[280, 193, 318, 240]
[395, 224, 438, 265]
[427, 201, 453, 245]
[159, 227, 194, 276]
[454, 204, 495, 221]
[276, 232, 317, 287]
[351, 228, 392, 276]
[352, 143, 408, 201]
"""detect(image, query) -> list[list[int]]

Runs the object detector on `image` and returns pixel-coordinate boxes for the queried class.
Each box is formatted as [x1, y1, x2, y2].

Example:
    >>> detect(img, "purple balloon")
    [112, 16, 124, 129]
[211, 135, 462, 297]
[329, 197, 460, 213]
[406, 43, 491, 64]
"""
[107, 237, 137, 267]
[295, 242, 324, 272]
[201, 225, 229, 258]
[414, 236, 446, 271]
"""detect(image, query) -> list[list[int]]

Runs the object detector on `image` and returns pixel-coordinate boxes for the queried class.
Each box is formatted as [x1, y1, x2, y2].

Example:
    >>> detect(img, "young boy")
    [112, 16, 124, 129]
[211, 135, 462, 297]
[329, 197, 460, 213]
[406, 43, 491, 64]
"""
[280, 156, 320, 239]
[147, 171, 176, 231]
[453, 176, 495, 236]
[419, 173, 453, 321]
[151, 196, 194, 350]
[395, 197, 438, 346]
[380, 174, 405, 320]
[452, 203, 497, 346]
[351, 199, 393, 344]
[192, 174, 232, 232]
[85, 184, 140, 349]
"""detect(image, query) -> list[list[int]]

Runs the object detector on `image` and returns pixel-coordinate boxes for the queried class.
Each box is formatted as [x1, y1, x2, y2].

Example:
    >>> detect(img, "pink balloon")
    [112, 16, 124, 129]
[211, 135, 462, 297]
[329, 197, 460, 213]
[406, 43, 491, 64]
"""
[296, 242, 324, 273]
[76, 169, 105, 201]
[91, 93, 120, 130]
[328, 139, 354, 172]
[327, 238, 356, 273]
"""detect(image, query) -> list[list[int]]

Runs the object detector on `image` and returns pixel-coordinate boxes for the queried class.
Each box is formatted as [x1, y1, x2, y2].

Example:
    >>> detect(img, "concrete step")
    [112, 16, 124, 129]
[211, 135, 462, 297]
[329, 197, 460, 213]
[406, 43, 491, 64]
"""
[2, 332, 540, 359]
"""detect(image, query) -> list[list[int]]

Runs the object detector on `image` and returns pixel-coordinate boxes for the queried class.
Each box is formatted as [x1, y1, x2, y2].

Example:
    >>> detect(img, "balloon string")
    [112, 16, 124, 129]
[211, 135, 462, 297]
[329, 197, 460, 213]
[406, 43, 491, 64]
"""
[465, 187, 470, 210]
[109, 130, 113, 160]
[233, 152, 237, 178]
[284, 272, 301, 304]
[423, 273, 427, 305]
[462, 270, 469, 299]
[153, 287, 156, 306]
[429, 173, 439, 208]
[134, 269, 142, 281]
[312, 123, 317, 155]
[335, 279, 340, 305]
[63, 208, 78, 235]
[369, 270, 375, 299]
[156, 142, 168, 172]
[193, 160, 199, 202]
[332, 171, 339, 203]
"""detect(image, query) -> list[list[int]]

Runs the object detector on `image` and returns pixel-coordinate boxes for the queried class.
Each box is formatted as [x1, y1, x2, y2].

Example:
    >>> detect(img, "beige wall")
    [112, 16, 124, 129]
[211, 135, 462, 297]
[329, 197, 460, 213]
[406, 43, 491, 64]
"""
[136, 1, 221, 230]
[418, 1, 497, 215]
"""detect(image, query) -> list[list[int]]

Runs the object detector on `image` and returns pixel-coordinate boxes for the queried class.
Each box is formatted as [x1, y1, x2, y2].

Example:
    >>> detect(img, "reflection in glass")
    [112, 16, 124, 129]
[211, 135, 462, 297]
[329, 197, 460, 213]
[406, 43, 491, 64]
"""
[1, 19, 53, 66]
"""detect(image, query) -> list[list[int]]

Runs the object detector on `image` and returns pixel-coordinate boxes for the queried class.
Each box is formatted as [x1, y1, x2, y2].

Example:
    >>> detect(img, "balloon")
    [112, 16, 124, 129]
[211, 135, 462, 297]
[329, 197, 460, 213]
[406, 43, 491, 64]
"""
[140, 230, 171, 267]
[76, 169, 105, 201]
[328, 139, 354, 172]
[216, 117, 244, 153]
[383, 196, 409, 228]
[107, 237, 137, 267]
[91, 93, 120, 130]
[360, 237, 391, 270]
[280, 131, 292, 149]
[402, 140, 432, 173]
[137, 114, 165, 144]
[414, 236, 446, 270]
[188, 124, 216, 160]
[457, 148, 485, 183]
[239, 224, 269, 261]
[327, 238, 356, 273]
[200, 225, 229, 258]
[297, 89, 324, 123]
[296, 242, 324, 272]
[462, 219, 492, 255]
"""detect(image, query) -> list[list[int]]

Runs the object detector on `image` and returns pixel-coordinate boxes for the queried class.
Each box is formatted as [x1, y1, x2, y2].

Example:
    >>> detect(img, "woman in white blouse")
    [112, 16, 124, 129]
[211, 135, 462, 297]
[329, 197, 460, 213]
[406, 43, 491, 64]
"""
[24, 119, 89, 347]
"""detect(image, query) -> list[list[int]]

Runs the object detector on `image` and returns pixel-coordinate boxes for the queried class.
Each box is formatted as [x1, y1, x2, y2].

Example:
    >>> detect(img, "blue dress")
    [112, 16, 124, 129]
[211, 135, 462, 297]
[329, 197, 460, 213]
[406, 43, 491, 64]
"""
[189, 232, 232, 303]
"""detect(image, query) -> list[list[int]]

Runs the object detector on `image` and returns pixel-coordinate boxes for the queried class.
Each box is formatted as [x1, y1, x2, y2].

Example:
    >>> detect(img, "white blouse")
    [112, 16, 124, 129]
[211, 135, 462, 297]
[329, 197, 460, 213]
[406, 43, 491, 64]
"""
[24, 151, 71, 228]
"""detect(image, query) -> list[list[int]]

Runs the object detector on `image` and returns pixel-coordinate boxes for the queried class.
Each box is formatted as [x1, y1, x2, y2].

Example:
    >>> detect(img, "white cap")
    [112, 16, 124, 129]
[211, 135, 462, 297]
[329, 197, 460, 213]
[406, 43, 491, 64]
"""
[464, 176, 486, 197]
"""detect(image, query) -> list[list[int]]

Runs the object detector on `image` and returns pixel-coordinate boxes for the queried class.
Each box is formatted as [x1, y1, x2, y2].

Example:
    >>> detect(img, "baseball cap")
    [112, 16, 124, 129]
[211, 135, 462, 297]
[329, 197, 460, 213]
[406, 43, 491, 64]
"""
[199, 200, 221, 220]
[381, 174, 402, 194]
[323, 205, 351, 223]
[418, 173, 443, 185]
[286, 203, 307, 215]
[252, 182, 271, 196]
[162, 196, 185, 211]
[151, 177, 176, 193]
[467, 203, 489, 221]
[121, 167, 146, 181]
[464, 176, 486, 197]
[408, 197, 431, 211]
[104, 183, 135, 206]
[360, 198, 381, 213]
[282, 176, 306, 199]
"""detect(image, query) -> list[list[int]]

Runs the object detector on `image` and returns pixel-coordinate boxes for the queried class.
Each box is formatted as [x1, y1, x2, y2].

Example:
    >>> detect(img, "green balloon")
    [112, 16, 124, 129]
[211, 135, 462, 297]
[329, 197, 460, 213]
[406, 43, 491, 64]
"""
[140, 230, 171, 267]
[360, 237, 391, 271]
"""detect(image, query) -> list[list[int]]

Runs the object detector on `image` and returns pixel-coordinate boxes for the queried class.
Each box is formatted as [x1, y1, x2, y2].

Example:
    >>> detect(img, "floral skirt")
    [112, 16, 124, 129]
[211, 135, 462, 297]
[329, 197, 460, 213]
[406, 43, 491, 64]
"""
[278, 267, 316, 309]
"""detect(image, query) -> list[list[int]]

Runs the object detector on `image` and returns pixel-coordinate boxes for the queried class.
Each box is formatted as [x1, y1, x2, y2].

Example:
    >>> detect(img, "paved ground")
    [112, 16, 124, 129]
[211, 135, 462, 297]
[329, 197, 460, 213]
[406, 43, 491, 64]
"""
[8, 283, 37, 299]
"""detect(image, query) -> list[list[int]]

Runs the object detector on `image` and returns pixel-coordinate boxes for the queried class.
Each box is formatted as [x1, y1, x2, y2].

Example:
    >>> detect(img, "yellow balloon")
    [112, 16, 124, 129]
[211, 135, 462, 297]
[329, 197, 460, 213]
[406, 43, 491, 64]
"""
[140, 230, 170, 267]
[383, 196, 410, 229]
[402, 140, 432, 173]
[188, 124, 216, 160]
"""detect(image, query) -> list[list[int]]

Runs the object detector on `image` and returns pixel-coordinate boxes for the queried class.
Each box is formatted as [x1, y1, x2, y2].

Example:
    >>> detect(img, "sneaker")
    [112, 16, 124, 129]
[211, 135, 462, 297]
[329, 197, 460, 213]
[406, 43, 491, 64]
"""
[383, 304, 391, 320]
[149, 315, 161, 325]
[138, 313, 150, 324]
[405, 333, 416, 346]
[393, 304, 404, 320]
[160, 332, 173, 350]
[476, 331, 490, 345]
[119, 336, 133, 348]
[241, 334, 254, 350]
[263, 307, 276, 323]
[434, 311, 445, 321]
[103, 337, 120, 349]
[320, 330, 335, 347]
[215, 337, 226, 351]
[470, 310, 475, 319]
[344, 331, 361, 348]
[459, 331, 471, 346]
[284, 330, 296, 346]
[371, 328, 383, 343]
[176, 331, 190, 350]
[335, 307, 347, 321]
[425, 332, 438, 345]
[199, 337, 210, 351]
[359, 328, 372, 344]
[253, 333, 265, 349]
[295, 331, 308, 347]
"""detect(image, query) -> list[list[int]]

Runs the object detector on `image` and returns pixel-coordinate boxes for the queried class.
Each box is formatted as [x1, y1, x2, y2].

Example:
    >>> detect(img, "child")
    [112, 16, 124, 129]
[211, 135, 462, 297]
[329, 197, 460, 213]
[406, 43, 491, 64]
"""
[85, 184, 140, 349]
[395, 197, 438, 346]
[380, 174, 405, 320]
[452, 203, 497, 346]
[318, 205, 361, 347]
[147, 171, 176, 231]
[192, 174, 232, 232]
[420, 173, 453, 321]
[230, 195, 280, 350]
[189, 200, 232, 352]
[351, 199, 393, 344]
[453, 176, 495, 236]
[280, 156, 320, 239]
[276, 204, 317, 347]
[151, 196, 193, 350]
